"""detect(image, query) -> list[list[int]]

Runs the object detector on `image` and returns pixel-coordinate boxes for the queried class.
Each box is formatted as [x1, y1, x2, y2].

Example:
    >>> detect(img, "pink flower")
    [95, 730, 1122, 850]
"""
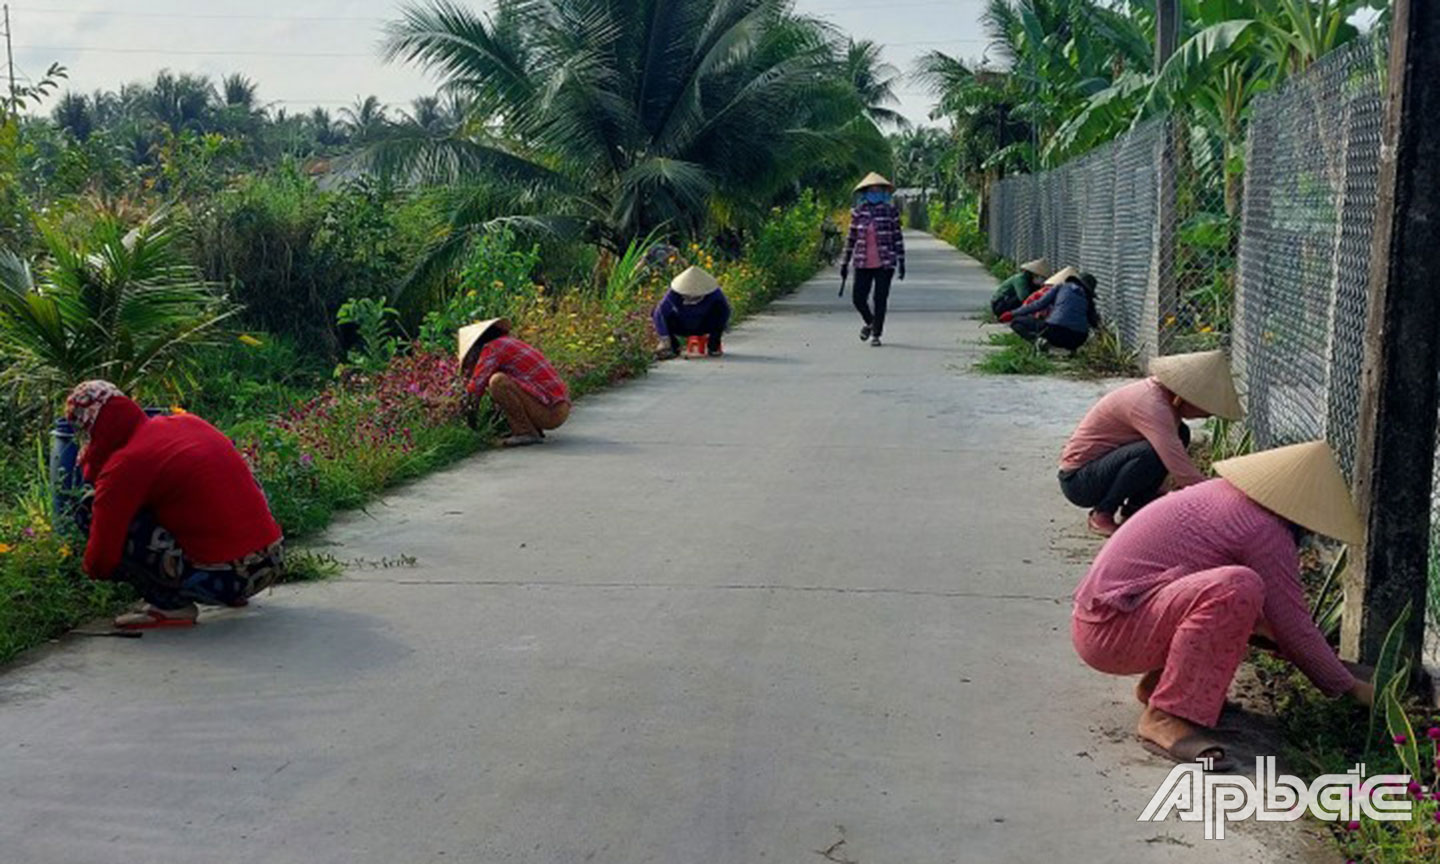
[1394, 734, 1408, 745]
[1346, 820, 1361, 832]
[1408, 781, 1423, 798]
[1428, 727, 1440, 741]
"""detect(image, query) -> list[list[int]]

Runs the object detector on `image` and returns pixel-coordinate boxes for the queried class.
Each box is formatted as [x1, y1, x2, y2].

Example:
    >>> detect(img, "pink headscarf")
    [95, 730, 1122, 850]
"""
[65, 380, 146, 482]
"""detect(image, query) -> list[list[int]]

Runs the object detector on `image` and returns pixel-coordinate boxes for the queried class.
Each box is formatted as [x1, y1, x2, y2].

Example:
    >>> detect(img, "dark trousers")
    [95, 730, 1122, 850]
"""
[992, 293, 1022, 318]
[1058, 425, 1192, 517]
[853, 267, 894, 336]
[657, 303, 729, 353]
[1011, 316, 1088, 351]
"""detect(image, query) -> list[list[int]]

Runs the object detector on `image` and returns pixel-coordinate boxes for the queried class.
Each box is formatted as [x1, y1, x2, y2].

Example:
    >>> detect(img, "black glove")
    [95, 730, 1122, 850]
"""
[898, 262, 906, 281]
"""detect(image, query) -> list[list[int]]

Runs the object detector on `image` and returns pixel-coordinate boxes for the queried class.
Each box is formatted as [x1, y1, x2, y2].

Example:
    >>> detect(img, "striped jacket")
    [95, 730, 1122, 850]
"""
[843, 202, 905, 270]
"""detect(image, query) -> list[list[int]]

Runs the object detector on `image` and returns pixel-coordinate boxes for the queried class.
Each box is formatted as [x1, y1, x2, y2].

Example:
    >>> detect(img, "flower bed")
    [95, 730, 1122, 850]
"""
[0, 201, 830, 664]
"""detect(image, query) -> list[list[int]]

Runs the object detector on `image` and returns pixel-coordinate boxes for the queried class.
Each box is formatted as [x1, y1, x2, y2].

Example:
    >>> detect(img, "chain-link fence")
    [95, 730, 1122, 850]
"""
[985, 32, 1440, 651]
[1232, 36, 1384, 480]
[988, 118, 1229, 363]
[987, 35, 1384, 474]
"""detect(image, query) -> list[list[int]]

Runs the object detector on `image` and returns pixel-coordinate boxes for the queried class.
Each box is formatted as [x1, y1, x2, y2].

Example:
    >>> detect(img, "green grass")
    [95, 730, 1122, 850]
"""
[975, 332, 1057, 375]
[975, 327, 1142, 379]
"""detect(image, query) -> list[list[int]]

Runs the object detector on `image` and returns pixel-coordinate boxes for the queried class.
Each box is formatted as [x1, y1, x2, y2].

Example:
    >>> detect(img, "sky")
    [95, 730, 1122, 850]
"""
[11, 0, 995, 126]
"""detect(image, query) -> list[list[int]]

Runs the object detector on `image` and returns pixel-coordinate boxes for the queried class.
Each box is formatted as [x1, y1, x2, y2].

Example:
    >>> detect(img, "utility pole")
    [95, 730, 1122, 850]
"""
[1152, 0, 1180, 360]
[4, 5, 15, 122]
[1343, 0, 1440, 667]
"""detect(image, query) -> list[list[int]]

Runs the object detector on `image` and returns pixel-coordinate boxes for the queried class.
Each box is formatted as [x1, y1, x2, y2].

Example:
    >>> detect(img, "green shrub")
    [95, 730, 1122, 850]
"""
[190, 166, 445, 355]
[180, 332, 328, 427]
[417, 229, 543, 351]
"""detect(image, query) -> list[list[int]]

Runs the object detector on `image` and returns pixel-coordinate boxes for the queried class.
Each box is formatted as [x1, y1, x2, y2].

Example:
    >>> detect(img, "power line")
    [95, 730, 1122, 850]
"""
[12, 6, 385, 23]
[17, 45, 377, 58]
[19, 38, 979, 59]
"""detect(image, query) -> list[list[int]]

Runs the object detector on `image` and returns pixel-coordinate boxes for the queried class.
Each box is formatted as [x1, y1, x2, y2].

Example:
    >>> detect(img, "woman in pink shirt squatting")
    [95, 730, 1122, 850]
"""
[1072, 441, 1374, 771]
[1059, 350, 1243, 536]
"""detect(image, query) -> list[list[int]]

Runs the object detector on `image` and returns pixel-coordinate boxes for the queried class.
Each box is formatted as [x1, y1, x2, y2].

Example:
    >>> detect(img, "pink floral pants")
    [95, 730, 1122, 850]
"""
[1071, 566, 1264, 727]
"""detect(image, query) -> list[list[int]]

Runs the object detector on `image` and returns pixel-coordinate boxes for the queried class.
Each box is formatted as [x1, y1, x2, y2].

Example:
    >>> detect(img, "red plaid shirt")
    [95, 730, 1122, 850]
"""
[466, 336, 570, 405]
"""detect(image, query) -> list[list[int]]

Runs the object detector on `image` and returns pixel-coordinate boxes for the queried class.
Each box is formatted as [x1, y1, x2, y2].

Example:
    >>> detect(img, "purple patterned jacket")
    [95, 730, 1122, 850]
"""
[843, 202, 905, 271]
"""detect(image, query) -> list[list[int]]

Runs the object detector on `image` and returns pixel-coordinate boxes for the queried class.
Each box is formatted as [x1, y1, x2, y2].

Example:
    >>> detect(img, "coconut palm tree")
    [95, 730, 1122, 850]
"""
[377, 0, 879, 308]
[145, 70, 217, 135]
[844, 39, 909, 130]
[340, 96, 390, 144]
[52, 92, 94, 141]
[402, 95, 450, 134]
[0, 214, 232, 399]
[308, 107, 347, 149]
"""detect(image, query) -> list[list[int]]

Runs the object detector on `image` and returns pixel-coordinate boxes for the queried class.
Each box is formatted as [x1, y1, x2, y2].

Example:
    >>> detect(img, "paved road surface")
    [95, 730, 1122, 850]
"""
[1, 234, 1329, 862]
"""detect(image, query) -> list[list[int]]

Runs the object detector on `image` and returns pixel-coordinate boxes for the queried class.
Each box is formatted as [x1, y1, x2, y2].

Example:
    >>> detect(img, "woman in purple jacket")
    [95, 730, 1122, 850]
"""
[654, 266, 731, 358]
[841, 172, 906, 347]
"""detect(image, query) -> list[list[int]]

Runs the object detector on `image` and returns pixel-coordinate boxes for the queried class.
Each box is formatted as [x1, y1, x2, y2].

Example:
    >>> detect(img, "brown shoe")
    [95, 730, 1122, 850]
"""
[1087, 510, 1119, 537]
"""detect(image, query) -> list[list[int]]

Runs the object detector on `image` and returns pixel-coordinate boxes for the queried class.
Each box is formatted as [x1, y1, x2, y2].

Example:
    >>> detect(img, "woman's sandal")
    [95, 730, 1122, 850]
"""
[114, 608, 198, 630]
[1140, 734, 1235, 772]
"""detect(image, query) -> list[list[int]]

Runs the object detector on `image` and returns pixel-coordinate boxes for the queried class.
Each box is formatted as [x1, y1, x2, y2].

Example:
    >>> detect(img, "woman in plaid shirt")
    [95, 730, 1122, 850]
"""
[459, 318, 571, 447]
[841, 172, 906, 346]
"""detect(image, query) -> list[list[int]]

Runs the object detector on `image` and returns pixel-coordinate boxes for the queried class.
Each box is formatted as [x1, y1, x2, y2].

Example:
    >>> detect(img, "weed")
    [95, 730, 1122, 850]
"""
[1068, 326, 1141, 378]
[975, 332, 1056, 375]
[282, 550, 344, 582]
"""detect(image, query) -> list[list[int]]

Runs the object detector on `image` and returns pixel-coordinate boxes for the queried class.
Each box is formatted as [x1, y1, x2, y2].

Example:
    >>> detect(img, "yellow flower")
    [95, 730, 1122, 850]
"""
[170, 405, 187, 415]
[492, 280, 505, 289]
[1199, 325, 1213, 334]
[1164, 316, 1177, 327]
[237, 334, 263, 347]
[58, 544, 71, 559]
[0, 543, 10, 554]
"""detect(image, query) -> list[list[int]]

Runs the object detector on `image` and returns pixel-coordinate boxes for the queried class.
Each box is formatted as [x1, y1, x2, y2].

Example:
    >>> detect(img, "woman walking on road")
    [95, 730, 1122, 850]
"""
[841, 172, 905, 346]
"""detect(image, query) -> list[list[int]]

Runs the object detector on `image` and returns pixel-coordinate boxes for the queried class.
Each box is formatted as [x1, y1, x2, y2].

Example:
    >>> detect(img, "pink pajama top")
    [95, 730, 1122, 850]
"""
[1060, 378, 1206, 486]
[1074, 479, 1356, 697]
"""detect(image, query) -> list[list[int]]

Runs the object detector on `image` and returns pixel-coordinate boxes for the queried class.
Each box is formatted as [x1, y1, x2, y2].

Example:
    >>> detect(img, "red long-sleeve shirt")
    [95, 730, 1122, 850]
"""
[83, 414, 282, 579]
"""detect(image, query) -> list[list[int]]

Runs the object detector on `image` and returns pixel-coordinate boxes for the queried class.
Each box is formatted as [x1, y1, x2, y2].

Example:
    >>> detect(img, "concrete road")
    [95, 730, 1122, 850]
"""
[1, 234, 1328, 863]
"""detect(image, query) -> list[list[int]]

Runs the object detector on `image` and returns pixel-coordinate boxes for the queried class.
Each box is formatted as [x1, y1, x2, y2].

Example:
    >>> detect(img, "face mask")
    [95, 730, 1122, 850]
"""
[862, 189, 890, 205]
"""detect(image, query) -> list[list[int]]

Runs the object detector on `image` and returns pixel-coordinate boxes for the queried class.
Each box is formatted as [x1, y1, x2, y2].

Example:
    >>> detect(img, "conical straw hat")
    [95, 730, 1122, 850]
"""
[1214, 441, 1364, 545]
[1148, 349, 1243, 420]
[457, 317, 511, 367]
[1043, 266, 1078, 286]
[671, 265, 721, 299]
[854, 171, 895, 191]
[1021, 258, 1052, 278]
